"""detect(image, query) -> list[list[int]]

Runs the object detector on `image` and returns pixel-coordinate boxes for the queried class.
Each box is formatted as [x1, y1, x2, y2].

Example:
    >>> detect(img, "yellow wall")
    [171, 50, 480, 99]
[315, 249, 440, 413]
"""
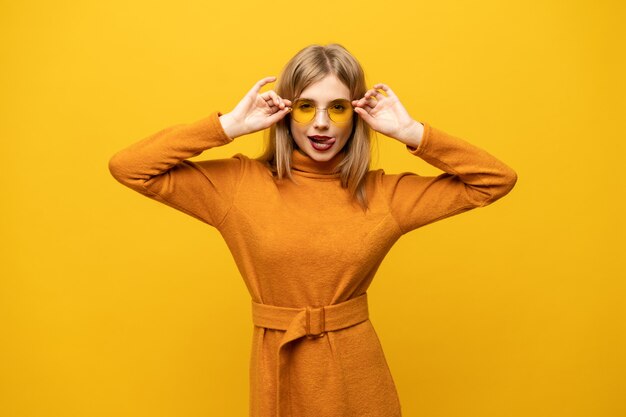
[1, 0, 624, 416]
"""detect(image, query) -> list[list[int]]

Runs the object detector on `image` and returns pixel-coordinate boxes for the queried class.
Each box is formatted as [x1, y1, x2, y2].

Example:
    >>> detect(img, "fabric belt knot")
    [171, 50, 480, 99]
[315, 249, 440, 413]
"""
[251, 293, 369, 417]
[305, 305, 326, 339]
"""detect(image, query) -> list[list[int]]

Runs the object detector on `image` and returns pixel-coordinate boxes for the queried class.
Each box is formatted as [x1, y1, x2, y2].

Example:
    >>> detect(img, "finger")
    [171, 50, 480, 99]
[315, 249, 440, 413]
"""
[249, 76, 277, 97]
[363, 92, 383, 104]
[267, 90, 284, 108]
[261, 92, 282, 109]
[354, 96, 376, 107]
[356, 95, 375, 107]
[262, 90, 288, 109]
[262, 96, 276, 110]
[366, 89, 385, 101]
[353, 106, 376, 125]
[362, 95, 378, 107]
[373, 83, 396, 98]
[266, 105, 292, 124]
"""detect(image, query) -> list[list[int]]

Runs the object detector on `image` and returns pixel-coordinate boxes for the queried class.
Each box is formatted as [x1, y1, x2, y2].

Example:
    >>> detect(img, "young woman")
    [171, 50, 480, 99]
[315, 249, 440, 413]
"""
[109, 43, 517, 417]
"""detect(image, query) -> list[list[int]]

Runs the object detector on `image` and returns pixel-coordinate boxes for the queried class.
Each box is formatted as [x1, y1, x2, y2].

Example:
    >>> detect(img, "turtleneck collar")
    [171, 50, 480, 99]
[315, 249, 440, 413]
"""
[290, 147, 346, 177]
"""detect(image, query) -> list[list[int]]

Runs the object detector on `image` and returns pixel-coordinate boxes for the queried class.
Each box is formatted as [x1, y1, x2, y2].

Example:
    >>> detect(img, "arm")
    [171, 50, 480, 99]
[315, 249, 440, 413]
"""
[381, 122, 518, 233]
[108, 76, 293, 228]
[108, 112, 241, 228]
[353, 83, 517, 233]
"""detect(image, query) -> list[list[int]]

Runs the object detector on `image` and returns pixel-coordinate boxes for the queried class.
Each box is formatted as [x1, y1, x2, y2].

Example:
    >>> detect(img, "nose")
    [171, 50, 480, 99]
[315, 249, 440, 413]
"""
[313, 108, 330, 129]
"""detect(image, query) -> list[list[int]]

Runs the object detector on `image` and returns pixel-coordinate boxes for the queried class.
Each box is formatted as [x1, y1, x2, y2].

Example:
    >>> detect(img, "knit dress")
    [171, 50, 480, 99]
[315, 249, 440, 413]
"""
[108, 111, 517, 417]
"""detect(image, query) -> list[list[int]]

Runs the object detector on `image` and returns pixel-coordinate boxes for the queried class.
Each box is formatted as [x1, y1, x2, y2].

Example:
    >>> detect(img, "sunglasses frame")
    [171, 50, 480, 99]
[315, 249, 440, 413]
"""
[290, 98, 354, 125]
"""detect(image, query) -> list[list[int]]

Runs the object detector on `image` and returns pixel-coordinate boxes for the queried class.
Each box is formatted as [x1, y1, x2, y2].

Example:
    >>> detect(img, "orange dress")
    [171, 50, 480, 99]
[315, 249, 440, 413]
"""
[108, 112, 517, 417]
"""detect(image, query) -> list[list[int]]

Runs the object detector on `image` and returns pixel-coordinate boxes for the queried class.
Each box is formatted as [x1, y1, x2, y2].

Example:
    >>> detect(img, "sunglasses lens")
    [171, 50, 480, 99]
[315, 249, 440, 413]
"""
[328, 100, 353, 123]
[292, 100, 315, 123]
[291, 99, 353, 124]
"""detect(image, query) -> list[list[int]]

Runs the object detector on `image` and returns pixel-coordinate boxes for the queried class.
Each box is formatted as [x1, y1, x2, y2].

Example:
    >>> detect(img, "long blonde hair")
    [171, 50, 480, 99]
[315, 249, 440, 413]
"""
[256, 44, 372, 211]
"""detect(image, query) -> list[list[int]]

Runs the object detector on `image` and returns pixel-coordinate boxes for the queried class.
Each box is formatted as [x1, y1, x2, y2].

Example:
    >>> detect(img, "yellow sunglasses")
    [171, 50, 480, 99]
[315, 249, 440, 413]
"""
[290, 98, 354, 124]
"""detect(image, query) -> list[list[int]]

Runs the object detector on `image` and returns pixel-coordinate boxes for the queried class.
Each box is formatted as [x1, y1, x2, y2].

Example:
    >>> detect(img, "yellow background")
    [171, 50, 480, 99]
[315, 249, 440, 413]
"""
[1, 0, 624, 416]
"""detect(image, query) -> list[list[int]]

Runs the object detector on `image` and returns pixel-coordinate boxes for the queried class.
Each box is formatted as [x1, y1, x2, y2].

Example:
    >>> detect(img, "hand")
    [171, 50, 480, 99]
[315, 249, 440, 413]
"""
[219, 76, 292, 139]
[352, 84, 423, 147]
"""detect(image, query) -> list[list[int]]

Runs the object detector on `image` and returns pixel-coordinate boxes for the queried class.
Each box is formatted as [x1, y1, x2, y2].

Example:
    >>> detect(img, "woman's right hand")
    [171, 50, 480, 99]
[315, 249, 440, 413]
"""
[219, 76, 292, 140]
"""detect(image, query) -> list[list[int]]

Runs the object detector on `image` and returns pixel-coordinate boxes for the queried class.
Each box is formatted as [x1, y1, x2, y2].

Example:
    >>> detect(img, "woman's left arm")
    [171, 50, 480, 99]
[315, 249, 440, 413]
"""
[354, 84, 518, 234]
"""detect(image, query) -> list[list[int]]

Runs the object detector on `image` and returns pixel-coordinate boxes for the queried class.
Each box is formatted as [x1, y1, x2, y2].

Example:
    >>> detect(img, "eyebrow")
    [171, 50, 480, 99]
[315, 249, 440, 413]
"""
[298, 97, 351, 104]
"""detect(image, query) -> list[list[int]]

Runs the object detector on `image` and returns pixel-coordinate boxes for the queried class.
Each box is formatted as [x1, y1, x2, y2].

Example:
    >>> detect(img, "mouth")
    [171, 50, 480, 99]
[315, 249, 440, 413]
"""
[308, 136, 336, 151]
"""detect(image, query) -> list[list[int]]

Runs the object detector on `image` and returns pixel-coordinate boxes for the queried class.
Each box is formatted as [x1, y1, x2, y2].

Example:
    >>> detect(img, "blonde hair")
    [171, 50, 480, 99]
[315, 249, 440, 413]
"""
[256, 43, 372, 211]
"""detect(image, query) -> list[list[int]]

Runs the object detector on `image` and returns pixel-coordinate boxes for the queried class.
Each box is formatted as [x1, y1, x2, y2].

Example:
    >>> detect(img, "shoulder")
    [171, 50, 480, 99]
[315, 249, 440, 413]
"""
[181, 154, 274, 198]
[365, 167, 425, 184]
[193, 153, 274, 179]
[364, 167, 433, 198]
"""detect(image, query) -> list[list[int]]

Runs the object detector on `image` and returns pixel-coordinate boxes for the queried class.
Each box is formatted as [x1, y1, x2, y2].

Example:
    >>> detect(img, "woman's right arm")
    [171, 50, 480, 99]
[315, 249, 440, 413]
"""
[108, 112, 241, 227]
[108, 76, 292, 228]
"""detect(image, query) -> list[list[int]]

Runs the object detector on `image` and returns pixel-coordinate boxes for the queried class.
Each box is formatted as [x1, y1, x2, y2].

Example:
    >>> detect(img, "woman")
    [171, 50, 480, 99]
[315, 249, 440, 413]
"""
[109, 43, 517, 417]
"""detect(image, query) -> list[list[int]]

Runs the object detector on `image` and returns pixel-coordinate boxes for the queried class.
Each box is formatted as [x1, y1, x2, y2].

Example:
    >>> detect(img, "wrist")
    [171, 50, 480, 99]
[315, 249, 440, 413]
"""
[218, 112, 243, 140]
[398, 120, 424, 149]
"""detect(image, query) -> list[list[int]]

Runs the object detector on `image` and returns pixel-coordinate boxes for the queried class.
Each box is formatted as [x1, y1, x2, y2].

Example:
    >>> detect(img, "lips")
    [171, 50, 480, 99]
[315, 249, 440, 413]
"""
[308, 136, 335, 144]
[307, 135, 335, 152]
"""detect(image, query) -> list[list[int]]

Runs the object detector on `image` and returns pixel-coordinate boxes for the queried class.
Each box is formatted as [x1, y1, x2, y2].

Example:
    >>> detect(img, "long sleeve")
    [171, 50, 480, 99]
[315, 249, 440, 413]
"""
[108, 111, 243, 228]
[381, 122, 518, 234]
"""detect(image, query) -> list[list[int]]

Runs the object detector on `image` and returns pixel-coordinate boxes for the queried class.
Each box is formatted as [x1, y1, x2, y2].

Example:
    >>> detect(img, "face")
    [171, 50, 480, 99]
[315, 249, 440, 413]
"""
[289, 74, 354, 162]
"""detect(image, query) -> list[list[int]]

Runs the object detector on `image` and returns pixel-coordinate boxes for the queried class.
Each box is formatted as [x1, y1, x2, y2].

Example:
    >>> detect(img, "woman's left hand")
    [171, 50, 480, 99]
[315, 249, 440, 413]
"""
[352, 84, 424, 148]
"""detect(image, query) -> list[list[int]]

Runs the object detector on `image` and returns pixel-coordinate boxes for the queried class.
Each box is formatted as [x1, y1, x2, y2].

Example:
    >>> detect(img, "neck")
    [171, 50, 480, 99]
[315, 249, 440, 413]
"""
[291, 147, 346, 175]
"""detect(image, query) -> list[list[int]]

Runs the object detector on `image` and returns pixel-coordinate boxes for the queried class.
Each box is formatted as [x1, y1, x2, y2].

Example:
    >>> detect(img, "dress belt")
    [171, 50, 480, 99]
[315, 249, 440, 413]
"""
[251, 293, 370, 417]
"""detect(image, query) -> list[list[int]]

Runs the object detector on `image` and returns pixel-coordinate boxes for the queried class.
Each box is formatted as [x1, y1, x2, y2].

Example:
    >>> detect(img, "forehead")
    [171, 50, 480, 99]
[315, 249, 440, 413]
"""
[299, 74, 350, 102]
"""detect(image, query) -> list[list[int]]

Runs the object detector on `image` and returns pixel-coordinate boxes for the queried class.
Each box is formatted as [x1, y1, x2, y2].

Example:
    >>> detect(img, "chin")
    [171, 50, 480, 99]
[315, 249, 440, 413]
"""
[309, 148, 336, 159]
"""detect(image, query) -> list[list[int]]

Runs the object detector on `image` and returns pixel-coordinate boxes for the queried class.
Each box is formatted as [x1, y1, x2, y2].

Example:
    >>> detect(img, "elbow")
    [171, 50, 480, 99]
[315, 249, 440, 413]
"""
[485, 168, 518, 205]
[469, 168, 518, 208]
[108, 152, 125, 182]
[108, 151, 136, 186]
[501, 167, 518, 197]
[108, 151, 153, 195]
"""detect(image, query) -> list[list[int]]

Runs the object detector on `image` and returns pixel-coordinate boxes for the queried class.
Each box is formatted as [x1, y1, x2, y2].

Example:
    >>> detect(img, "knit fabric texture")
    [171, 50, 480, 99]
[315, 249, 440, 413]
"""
[109, 112, 518, 417]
